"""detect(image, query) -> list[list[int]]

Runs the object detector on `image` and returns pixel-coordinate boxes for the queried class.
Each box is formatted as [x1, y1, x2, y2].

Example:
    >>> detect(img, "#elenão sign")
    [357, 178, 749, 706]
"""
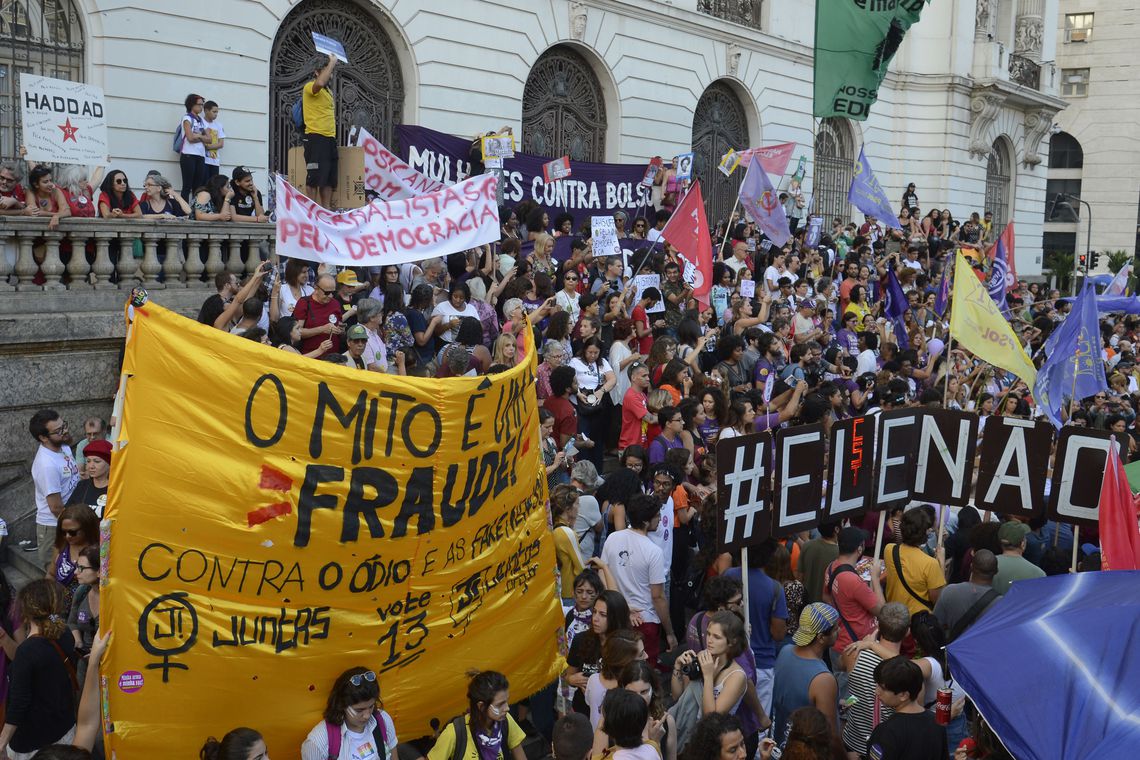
[102, 303, 562, 759]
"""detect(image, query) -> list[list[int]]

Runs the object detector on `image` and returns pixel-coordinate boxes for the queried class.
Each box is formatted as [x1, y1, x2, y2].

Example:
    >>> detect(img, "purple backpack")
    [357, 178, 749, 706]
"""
[325, 710, 389, 760]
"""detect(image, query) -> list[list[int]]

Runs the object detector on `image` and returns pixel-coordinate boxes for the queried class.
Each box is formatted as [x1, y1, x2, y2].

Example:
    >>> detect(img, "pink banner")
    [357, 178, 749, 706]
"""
[275, 174, 500, 267]
[738, 141, 796, 180]
[350, 125, 447, 200]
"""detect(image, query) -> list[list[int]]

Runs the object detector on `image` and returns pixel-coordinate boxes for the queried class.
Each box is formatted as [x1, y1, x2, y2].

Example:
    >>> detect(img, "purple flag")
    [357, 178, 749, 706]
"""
[848, 147, 902, 230]
[933, 265, 950, 317]
[986, 233, 1012, 314]
[738, 157, 790, 246]
[882, 268, 909, 349]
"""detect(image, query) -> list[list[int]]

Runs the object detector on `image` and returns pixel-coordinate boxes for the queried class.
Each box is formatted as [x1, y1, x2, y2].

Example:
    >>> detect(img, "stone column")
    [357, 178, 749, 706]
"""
[1015, 0, 1044, 61]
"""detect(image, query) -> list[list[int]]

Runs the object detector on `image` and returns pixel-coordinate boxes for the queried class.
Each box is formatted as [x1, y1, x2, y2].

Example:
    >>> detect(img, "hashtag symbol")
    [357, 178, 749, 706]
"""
[722, 440, 769, 546]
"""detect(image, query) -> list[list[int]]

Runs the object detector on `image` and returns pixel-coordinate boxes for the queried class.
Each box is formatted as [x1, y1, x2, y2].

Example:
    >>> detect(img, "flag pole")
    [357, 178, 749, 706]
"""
[1070, 525, 1081, 573]
[942, 333, 954, 407]
[873, 510, 888, 560]
[719, 198, 741, 260]
[740, 546, 752, 638]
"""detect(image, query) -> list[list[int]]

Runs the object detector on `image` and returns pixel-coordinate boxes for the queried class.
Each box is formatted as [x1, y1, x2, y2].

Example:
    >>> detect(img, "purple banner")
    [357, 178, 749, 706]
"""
[396, 125, 654, 224]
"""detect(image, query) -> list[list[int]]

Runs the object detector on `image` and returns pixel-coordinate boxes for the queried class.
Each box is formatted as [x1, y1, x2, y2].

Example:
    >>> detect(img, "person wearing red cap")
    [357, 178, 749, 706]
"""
[69, 439, 110, 518]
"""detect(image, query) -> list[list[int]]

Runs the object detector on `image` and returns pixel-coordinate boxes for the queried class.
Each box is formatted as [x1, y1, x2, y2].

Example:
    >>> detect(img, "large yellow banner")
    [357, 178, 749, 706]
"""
[103, 302, 562, 759]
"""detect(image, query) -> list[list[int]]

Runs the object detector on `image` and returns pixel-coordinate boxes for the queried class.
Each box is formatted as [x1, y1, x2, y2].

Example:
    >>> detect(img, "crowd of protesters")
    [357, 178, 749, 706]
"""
[14, 154, 1135, 760]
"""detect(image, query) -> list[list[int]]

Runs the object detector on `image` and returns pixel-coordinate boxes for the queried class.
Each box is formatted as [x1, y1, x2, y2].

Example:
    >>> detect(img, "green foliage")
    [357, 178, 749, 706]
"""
[1043, 248, 1075, 292]
[1106, 250, 1131, 274]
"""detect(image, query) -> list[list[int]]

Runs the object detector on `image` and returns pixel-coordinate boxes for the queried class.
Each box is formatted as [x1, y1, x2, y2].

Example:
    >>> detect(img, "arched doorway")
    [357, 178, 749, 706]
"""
[691, 81, 750, 229]
[521, 46, 606, 162]
[813, 118, 855, 224]
[985, 138, 1013, 228]
[268, 0, 404, 174]
[0, 0, 85, 160]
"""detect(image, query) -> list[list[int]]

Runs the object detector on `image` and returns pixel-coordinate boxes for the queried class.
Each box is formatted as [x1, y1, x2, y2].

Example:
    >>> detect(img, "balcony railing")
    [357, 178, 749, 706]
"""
[698, 0, 762, 30]
[1009, 54, 1041, 90]
[0, 218, 275, 292]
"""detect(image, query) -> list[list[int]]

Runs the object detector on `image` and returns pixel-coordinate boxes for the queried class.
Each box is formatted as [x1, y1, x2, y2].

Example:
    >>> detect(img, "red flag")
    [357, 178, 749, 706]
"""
[986, 222, 1016, 291]
[661, 181, 713, 306]
[1098, 441, 1140, 571]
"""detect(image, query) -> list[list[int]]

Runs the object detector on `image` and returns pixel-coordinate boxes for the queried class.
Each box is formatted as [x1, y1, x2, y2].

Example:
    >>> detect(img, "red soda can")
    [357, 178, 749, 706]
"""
[935, 687, 952, 726]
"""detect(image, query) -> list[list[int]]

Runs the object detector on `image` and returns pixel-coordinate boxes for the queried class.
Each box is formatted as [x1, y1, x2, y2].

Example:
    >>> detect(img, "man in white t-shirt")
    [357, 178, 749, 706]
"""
[601, 493, 677, 667]
[29, 409, 81, 571]
[202, 100, 225, 179]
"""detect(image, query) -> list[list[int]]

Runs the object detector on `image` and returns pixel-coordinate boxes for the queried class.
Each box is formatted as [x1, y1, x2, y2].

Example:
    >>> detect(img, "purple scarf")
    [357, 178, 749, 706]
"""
[474, 719, 505, 760]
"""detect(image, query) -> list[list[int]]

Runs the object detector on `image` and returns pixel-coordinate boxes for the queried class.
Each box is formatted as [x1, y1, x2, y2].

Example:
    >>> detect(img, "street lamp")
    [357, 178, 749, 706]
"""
[1050, 193, 1091, 296]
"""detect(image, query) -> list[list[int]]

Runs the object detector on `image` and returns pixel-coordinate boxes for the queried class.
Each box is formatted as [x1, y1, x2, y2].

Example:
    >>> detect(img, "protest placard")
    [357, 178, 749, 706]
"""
[675, 152, 695, 181]
[481, 135, 516, 160]
[717, 433, 773, 552]
[275, 174, 500, 267]
[718, 149, 740, 177]
[739, 279, 756, 299]
[104, 302, 561, 758]
[1048, 427, 1120, 528]
[633, 274, 664, 313]
[312, 32, 348, 63]
[641, 157, 663, 187]
[20, 74, 107, 165]
[772, 425, 826, 538]
[975, 417, 1053, 518]
[543, 156, 572, 183]
[591, 215, 621, 260]
[805, 215, 824, 248]
[349, 125, 446, 201]
[826, 415, 876, 519]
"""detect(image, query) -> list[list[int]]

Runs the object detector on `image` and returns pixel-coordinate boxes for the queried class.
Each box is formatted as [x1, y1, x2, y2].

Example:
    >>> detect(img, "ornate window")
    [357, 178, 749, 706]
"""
[985, 139, 1013, 228]
[269, 0, 404, 174]
[812, 118, 855, 224]
[697, 0, 763, 30]
[521, 46, 606, 163]
[691, 81, 749, 230]
[0, 0, 85, 159]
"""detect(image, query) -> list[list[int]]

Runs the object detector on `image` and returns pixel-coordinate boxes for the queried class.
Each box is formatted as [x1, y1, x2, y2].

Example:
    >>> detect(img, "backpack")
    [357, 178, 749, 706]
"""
[172, 121, 185, 153]
[446, 715, 467, 760]
[325, 709, 389, 760]
[292, 98, 306, 131]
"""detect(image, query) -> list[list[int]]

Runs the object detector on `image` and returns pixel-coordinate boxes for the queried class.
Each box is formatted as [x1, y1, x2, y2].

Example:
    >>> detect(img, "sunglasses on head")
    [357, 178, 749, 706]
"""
[349, 671, 377, 687]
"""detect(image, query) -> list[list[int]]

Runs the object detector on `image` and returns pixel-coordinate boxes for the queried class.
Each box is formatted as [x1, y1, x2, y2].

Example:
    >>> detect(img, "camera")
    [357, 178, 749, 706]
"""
[680, 660, 703, 680]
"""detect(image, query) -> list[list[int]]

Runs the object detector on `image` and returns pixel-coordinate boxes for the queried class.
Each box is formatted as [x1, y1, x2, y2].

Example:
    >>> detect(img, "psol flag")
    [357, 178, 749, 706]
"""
[102, 301, 562, 759]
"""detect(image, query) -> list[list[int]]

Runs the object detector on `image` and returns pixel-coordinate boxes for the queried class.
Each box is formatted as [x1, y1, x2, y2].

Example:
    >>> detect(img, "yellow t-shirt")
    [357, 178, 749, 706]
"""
[883, 543, 946, 616]
[303, 80, 336, 137]
[427, 714, 526, 760]
[844, 300, 872, 326]
[554, 525, 585, 599]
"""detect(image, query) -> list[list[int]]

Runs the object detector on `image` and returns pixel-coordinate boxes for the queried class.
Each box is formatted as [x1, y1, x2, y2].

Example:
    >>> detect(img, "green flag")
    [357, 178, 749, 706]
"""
[813, 0, 931, 120]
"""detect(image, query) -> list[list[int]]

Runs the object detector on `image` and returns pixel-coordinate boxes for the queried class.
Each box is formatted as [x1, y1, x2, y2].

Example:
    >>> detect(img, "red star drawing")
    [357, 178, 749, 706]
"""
[58, 118, 79, 143]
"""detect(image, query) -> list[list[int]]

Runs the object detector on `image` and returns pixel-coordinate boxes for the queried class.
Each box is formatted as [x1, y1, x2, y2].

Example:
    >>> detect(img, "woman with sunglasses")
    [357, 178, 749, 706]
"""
[67, 545, 100, 686]
[48, 504, 99, 616]
[556, 270, 582, 324]
[302, 666, 397, 760]
[428, 670, 526, 760]
[629, 217, 649, 240]
[97, 170, 141, 218]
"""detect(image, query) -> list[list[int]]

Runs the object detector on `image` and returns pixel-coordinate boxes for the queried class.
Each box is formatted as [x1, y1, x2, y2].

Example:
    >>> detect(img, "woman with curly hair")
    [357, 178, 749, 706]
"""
[679, 713, 749, 760]
[780, 706, 845, 760]
[0, 580, 78, 757]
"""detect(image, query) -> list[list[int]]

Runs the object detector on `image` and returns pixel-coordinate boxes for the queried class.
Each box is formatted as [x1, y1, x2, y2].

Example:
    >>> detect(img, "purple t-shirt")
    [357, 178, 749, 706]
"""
[648, 433, 685, 463]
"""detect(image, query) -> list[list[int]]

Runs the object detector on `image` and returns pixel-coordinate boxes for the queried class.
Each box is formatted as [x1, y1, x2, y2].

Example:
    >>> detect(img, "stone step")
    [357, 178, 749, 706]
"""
[2, 538, 46, 591]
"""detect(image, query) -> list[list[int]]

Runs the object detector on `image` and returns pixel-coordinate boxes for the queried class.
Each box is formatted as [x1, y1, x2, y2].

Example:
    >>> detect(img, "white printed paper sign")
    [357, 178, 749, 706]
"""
[591, 216, 621, 260]
[20, 74, 107, 165]
[634, 274, 665, 313]
[312, 32, 349, 63]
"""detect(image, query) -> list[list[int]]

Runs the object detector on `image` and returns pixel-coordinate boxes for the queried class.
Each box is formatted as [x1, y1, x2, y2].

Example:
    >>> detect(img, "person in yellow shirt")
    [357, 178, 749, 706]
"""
[428, 671, 528, 760]
[883, 509, 946, 617]
[303, 52, 339, 208]
[551, 484, 585, 600]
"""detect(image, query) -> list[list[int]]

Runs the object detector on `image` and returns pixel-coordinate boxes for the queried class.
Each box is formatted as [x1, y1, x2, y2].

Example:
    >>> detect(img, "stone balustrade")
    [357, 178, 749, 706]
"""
[0, 218, 277, 292]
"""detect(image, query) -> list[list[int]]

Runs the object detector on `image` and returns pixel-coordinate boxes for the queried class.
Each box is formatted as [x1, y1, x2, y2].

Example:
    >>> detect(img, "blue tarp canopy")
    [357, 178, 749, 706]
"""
[947, 572, 1140, 759]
